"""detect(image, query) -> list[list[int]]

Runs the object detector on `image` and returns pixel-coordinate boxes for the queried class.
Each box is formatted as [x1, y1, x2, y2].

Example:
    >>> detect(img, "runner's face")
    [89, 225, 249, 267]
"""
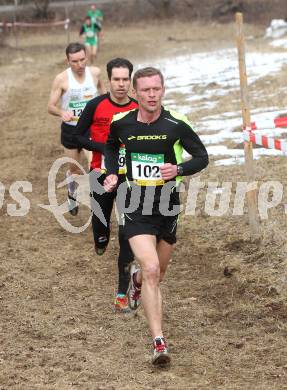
[109, 67, 131, 101]
[68, 50, 87, 76]
[134, 75, 164, 113]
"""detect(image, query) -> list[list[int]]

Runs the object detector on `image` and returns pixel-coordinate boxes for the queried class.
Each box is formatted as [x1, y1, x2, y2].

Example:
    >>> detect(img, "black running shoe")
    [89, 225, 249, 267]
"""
[95, 236, 108, 256]
[67, 192, 78, 216]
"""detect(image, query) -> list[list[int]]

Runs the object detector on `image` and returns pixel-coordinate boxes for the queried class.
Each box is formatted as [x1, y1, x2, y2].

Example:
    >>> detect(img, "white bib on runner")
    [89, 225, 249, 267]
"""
[61, 67, 98, 126]
[131, 152, 165, 186]
[86, 30, 94, 38]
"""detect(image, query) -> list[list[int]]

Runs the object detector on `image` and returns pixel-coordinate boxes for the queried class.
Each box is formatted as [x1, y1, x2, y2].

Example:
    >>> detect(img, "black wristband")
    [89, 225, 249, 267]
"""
[177, 165, 184, 176]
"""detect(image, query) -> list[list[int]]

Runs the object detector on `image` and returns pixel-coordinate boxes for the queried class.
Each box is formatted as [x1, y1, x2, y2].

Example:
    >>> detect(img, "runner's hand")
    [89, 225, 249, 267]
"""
[104, 174, 118, 192]
[160, 163, 177, 180]
[61, 110, 74, 122]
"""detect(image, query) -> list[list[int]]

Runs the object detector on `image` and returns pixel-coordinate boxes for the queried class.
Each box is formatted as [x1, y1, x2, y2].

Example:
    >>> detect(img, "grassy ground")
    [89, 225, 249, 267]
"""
[0, 21, 286, 389]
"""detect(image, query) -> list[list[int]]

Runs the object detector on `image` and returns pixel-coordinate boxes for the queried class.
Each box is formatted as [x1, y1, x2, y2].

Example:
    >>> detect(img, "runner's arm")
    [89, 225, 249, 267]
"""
[47, 76, 63, 117]
[94, 21, 102, 32]
[104, 122, 121, 175]
[91, 67, 106, 95]
[75, 100, 105, 152]
[178, 123, 209, 175]
[47, 75, 73, 122]
[79, 25, 85, 36]
[97, 78, 106, 95]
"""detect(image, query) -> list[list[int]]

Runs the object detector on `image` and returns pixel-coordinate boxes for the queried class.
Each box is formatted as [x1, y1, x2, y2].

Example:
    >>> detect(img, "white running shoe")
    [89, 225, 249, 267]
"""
[152, 337, 170, 366]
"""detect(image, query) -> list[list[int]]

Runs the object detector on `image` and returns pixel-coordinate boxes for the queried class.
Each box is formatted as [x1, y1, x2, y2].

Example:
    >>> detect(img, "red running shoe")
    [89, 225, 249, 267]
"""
[128, 264, 141, 310]
[152, 337, 170, 366]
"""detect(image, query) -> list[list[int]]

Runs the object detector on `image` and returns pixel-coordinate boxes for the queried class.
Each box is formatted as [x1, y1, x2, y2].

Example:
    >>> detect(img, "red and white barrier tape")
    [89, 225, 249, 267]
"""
[243, 130, 287, 153]
[244, 117, 287, 130]
[0, 19, 69, 28]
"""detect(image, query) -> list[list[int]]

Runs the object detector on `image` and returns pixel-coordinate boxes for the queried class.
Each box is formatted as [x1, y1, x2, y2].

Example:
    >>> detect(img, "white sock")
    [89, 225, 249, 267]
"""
[66, 170, 76, 195]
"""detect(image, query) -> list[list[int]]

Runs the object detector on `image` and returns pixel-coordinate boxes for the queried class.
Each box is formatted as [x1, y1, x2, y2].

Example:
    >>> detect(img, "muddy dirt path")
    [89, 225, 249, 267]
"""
[0, 22, 286, 389]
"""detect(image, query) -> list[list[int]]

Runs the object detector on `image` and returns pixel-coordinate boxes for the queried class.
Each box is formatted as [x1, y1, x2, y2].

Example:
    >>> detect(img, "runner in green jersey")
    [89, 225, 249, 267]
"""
[80, 16, 100, 63]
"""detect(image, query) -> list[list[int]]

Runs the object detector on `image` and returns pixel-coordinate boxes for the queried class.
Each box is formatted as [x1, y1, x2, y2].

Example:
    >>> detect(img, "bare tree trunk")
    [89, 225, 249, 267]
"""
[32, 0, 50, 19]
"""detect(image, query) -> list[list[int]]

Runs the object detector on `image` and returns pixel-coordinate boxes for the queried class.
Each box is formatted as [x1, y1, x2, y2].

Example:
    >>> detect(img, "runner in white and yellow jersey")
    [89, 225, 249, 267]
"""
[48, 42, 105, 215]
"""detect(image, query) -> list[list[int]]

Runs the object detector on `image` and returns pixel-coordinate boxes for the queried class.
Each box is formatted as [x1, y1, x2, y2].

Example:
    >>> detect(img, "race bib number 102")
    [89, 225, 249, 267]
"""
[131, 152, 165, 186]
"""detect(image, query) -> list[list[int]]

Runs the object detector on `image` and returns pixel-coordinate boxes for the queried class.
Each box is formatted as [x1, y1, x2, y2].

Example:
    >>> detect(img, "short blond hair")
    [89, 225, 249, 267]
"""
[133, 67, 164, 89]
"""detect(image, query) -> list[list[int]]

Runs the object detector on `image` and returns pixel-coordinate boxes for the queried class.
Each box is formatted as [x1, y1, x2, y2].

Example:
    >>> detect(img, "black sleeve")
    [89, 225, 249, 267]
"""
[178, 122, 209, 175]
[75, 100, 105, 153]
[79, 25, 84, 35]
[104, 122, 121, 175]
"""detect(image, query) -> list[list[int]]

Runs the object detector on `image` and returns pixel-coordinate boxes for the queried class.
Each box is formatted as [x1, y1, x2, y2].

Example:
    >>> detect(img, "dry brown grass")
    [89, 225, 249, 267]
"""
[0, 20, 286, 389]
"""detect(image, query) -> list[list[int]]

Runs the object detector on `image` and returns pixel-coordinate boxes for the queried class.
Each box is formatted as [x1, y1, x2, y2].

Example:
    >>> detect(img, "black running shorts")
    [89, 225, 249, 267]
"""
[61, 122, 84, 150]
[122, 211, 178, 245]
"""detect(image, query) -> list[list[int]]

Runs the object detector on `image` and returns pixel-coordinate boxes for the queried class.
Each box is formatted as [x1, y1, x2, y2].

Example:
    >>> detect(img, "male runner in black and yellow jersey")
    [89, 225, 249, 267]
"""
[104, 67, 208, 366]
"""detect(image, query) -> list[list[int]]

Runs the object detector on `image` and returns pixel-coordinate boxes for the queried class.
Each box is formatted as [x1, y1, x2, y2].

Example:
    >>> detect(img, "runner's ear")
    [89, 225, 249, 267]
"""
[131, 88, 137, 99]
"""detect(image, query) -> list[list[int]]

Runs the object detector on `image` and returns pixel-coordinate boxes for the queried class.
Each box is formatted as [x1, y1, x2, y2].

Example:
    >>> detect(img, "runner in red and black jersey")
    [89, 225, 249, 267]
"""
[75, 58, 138, 312]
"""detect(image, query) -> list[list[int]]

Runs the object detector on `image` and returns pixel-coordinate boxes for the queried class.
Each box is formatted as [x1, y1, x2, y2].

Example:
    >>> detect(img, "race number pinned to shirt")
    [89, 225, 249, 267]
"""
[86, 30, 94, 38]
[118, 147, 126, 174]
[131, 153, 165, 186]
[68, 100, 87, 124]
[101, 147, 126, 174]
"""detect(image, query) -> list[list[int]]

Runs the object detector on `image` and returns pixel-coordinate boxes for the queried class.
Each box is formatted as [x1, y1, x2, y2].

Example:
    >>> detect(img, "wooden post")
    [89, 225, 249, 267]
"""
[1, 19, 7, 46]
[235, 12, 260, 236]
[13, 0, 19, 49]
